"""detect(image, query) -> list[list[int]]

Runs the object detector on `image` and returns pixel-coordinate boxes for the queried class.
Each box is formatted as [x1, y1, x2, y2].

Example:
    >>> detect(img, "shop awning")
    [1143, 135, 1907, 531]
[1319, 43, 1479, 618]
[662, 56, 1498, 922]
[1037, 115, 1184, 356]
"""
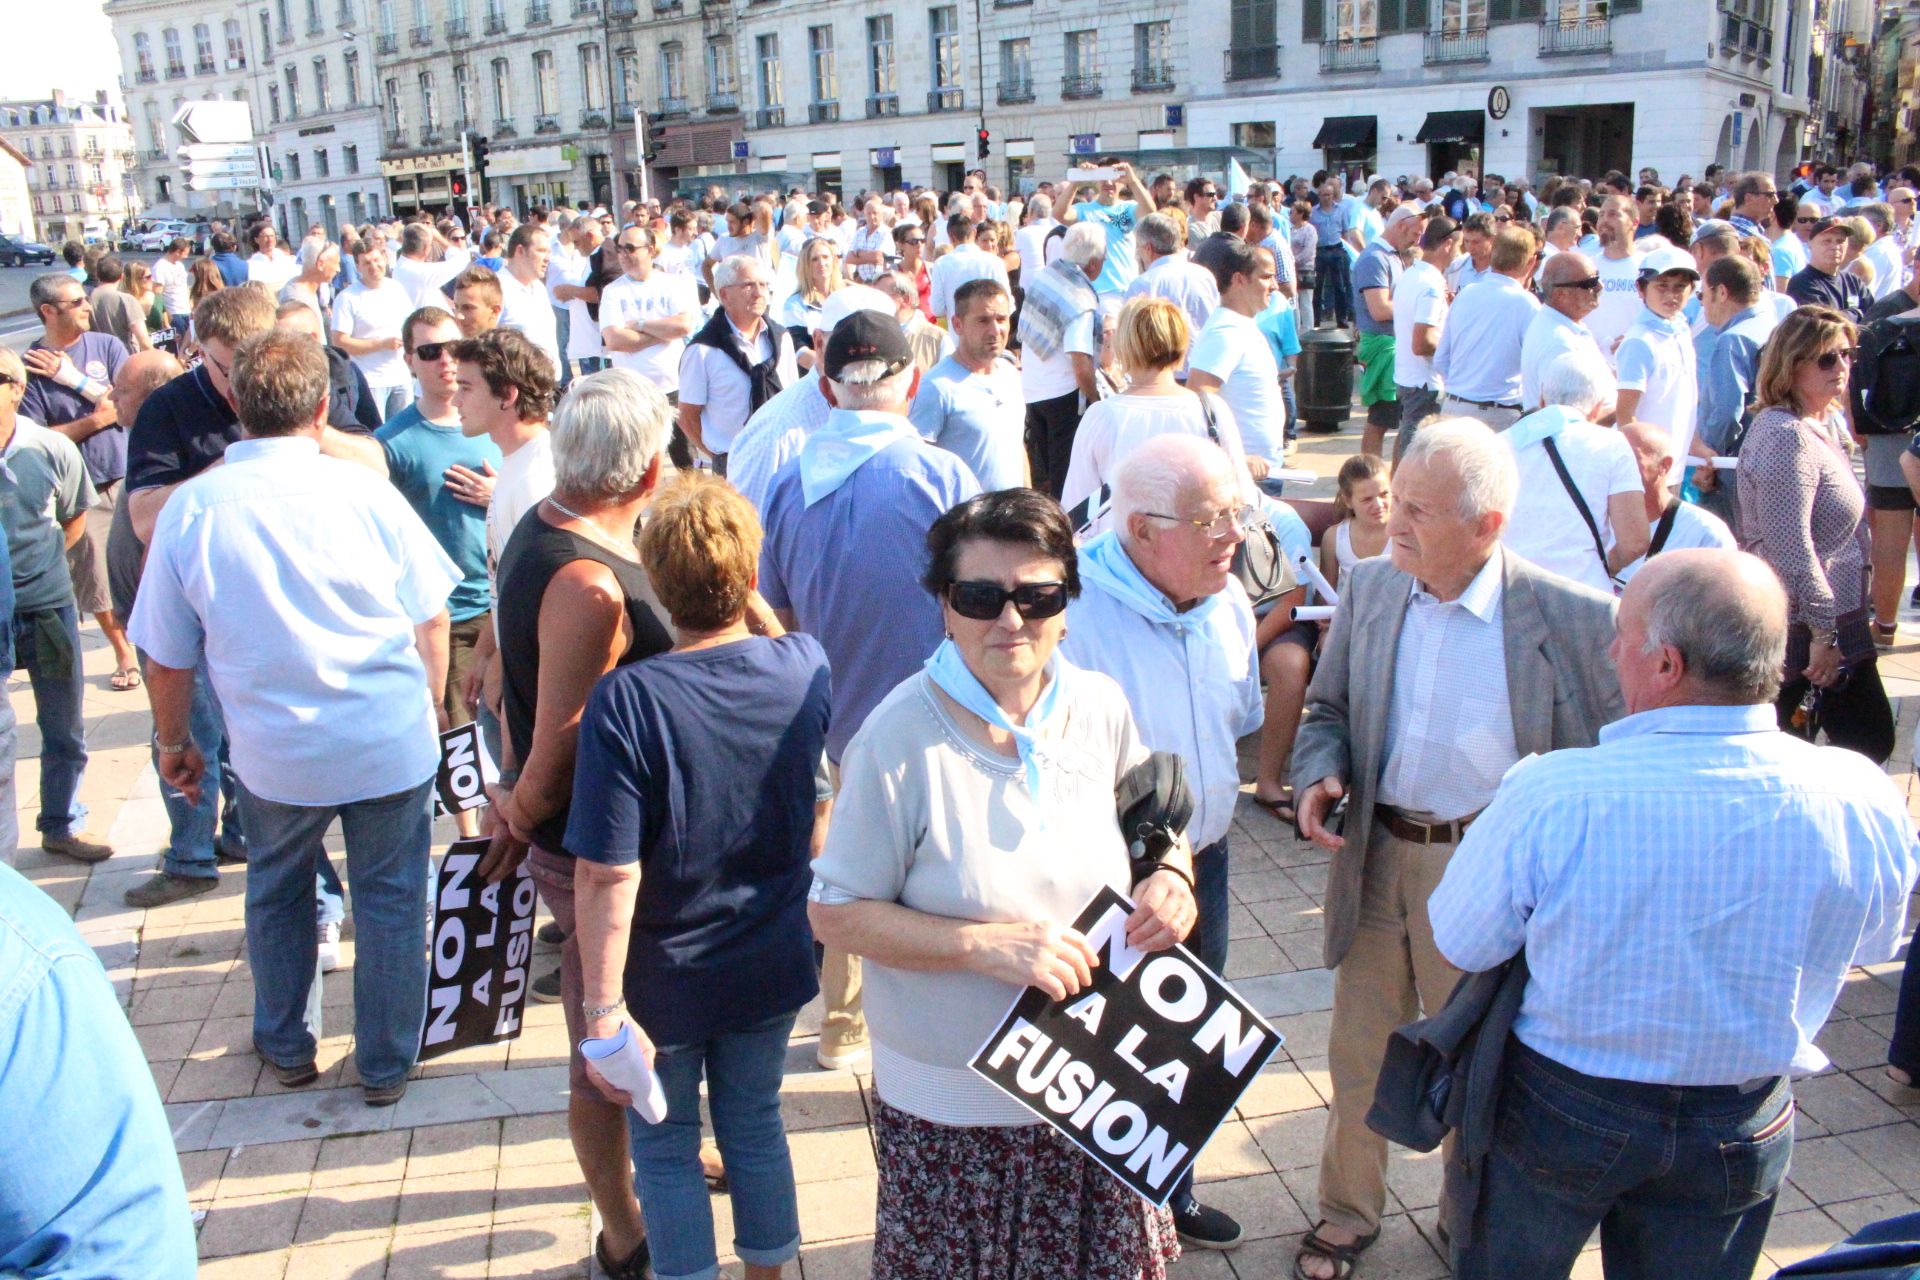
[1313, 116, 1377, 150]
[1414, 110, 1485, 145]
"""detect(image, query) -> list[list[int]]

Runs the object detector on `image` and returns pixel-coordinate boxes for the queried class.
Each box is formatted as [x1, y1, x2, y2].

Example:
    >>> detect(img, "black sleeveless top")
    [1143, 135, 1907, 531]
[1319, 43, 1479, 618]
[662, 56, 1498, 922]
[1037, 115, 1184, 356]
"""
[495, 510, 672, 855]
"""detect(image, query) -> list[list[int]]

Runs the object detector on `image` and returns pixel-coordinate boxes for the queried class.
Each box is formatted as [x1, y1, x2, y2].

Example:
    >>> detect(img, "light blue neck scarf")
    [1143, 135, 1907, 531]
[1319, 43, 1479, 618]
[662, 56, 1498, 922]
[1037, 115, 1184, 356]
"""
[1504, 404, 1586, 453]
[923, 638, 1070, 797]
[797, 408, 919, 507]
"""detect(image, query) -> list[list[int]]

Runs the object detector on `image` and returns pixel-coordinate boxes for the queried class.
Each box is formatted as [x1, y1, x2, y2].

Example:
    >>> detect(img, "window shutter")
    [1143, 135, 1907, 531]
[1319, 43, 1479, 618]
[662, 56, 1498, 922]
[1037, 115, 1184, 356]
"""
[1609, 0, 1641, 12]
[1403, 0, 1429, 30]
[1377, 0, 1403, 32]
[1515, 0, 1544, 17]
[1303, 0, 1324, 42]
[1488, 0, 1515, 24]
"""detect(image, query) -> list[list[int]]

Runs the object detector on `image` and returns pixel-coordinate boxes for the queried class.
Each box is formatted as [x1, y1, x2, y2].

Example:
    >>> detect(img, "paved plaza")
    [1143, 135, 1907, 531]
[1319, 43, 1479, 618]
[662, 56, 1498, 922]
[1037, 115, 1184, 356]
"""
[15, 424, 1920, 1280]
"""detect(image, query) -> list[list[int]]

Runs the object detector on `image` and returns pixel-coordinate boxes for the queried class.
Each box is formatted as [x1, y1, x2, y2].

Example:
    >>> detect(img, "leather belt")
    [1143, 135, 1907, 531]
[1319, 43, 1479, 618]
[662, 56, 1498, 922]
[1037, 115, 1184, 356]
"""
[1443, 393, 1522, 411]
[1375, 804, 1479, 845]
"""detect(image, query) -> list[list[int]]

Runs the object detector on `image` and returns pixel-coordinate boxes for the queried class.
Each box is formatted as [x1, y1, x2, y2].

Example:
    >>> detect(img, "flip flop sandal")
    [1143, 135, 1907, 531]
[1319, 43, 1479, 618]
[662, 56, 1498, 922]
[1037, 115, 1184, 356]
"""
[595, 1232, 652, 1280]
[1292, 1223, 1382, 1280]
[111, 667, 142, 691]
[1251, 788, 1297, 825]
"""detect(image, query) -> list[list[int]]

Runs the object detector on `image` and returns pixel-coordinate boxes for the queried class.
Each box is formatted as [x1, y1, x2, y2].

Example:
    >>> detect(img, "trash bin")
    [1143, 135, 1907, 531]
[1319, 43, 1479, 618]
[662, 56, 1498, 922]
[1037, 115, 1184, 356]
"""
[1296, 327, 1357, 434]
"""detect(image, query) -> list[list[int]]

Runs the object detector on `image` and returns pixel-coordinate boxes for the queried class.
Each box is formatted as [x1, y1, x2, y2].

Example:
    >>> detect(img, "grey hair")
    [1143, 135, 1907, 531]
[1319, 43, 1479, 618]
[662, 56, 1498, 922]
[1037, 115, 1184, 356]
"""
[1538, 351, 1615, 416]
[1111, 432, 1234, 540]
[1640, 554, 1785, 703]
[1860, 202, 1894, 236]
[1027, 192, 1053, 220]
[827, 359, 914, 410]
[299, 237, 335, 271]
[712, 254, 769, 290]
[549, 367, 672, 503]
[1137, 213, 1179, 257]
[1543, 207, 1581, 237]
[1400, 416, 1518, 520]
[1061, 222, 1106, 269]
[29, 272, 78, 312]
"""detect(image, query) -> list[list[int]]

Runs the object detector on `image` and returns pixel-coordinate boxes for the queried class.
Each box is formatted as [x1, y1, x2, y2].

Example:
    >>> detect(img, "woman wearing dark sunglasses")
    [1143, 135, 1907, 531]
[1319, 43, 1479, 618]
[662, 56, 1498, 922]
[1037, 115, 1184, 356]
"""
[1737, 305, 1894, 763]
[809, 488, 1195, 1280]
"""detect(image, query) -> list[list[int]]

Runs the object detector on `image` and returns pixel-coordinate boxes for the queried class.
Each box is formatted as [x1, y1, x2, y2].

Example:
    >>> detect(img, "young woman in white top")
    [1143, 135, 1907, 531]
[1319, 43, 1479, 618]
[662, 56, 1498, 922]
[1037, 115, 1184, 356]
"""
[777, 238, 843, 370]
[1319, 453, 1392, 593]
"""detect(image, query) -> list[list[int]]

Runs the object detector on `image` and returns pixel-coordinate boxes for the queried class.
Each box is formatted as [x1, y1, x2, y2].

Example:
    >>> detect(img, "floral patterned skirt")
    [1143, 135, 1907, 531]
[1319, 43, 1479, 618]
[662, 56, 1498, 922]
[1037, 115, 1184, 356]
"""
[871, 1099, 1181, 1280]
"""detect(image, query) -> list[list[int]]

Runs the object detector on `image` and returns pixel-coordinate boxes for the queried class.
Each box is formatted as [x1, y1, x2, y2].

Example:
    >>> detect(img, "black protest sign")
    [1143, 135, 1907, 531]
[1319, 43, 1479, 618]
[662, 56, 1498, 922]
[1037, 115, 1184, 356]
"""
[419, 838, 537, 1060]
[969, 886, 1284, 1205]
[434, 722, 497, 818]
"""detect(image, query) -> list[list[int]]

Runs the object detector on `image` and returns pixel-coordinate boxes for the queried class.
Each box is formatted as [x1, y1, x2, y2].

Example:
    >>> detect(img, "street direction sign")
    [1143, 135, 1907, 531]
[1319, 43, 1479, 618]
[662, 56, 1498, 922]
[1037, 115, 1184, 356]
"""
[177, 143, 255, 164]
[171, 101, 253, 145]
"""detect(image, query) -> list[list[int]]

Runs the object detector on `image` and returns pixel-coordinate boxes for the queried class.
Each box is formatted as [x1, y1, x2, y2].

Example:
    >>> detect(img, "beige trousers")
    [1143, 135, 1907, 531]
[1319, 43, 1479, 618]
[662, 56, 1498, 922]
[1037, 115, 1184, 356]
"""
[1317, 822, 1464, 1235]
[1439, 396, 1522, 432]
[821, 760, 866, 1053]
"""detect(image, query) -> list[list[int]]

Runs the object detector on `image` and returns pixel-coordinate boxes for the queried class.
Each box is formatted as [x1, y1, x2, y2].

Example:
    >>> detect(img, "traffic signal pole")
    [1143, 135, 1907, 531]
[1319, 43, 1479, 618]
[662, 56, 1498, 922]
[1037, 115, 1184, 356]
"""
[461, 131, 475, 217]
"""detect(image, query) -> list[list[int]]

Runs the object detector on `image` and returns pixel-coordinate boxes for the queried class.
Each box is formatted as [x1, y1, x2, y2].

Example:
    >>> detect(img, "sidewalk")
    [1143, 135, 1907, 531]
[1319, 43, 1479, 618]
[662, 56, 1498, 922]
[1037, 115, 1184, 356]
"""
[13, 431, 1920, 1279]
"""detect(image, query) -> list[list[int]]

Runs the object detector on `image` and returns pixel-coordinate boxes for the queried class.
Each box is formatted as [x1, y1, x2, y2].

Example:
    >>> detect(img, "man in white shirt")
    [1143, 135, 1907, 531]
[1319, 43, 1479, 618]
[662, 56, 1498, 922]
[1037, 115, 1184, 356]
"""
[1392, 215, 1458, 453]
[1614, 421, 1736, 583]
[1432, 228, 1541, 430]
[654, 209, 704, 280]
[678, 254, 800, 473]
[129, 327, 458, 1107]
[1445, 212, 1498, 297]
[598, 226, 701, 399]
[1014, 194, 1059, 295]
[550, 216, 607, 375]
[330, 243, 416, 422]
[495, 226, 561, 378]
[152, 238, 193, 334]
[908, 278, 1027, 490]
[845, 198, 894, 284]
[243, 223, 298, 292]
[1124, 212, 1219, 364]
[1189, 239, 1286, 476]
[1615, 246, 1701, 475]
[1586, 196, 1645, 367]
[1501, 351, 1648, 593]
[1520, 252, 1608, 410]
[390, 223, 456, 309]
[928, 214, 1011, 320]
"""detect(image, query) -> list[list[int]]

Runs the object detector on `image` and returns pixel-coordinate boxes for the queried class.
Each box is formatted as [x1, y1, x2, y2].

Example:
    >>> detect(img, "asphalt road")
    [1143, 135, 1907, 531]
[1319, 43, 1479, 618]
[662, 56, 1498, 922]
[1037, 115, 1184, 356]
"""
[0, 252, 165, 352]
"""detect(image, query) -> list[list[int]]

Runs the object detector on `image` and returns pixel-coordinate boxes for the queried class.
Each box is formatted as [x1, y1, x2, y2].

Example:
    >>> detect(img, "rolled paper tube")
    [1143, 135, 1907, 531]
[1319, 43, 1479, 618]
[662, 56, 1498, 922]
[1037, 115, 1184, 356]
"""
[1296, 555, 1340, 605]
[1711, 456, 1738, 470]
[1267, 468, 1318, 485]
[1292, 606, 1336, 622]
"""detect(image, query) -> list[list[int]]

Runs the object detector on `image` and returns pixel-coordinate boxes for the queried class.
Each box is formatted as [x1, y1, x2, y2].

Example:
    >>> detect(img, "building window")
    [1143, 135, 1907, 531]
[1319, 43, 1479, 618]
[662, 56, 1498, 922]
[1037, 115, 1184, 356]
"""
[708, 38, 736, 92]
[223, 18, 245, 65]
[259, 11, 272, 54]
[533, 50, 557, 115]
[757, 34, 781, 108]
[193, 23, 214, 70]
[999, 37, 1030, 89]
[134, 33, 154, 79]
[344, 142, 358, 172]
[315, 147, 329, 175]
[660, 43, 685, 99]
[1438, 0, 1486, 32]
[386, 77, 403, 131]
[1135, 21, 1171, 74]
[617, 49, 639, 106]
[808, 25, 837, 105]
[349, 191, 364, 223]
[91, 163, 104, 186]
[378, 0, 395, 36]
[314, 57, 332, 111]
[580, 43, 605, 109]
[307, 0, 322, 30]
[276, 0, 291, 37]
[163, 28, 185, 76]
[1231, 120, 1276, 147]
[285, 64, 301, 116]
[930, 7, 959, 89]
[1065, 29, 1096, 78]
[268, 83, 282, 122]
[147, 113, 163, 150]
[419, 71, 437, 132]
[866, 16, 894, 95]
[286, 151, 301, 180]
[1335, 0, 1377, 38]
[455, 62, 473, 125]
[66, 163, 77, 187]
[411, 0, 428, 28]
[491, 57, 512, 122]
[51, 195, 62, 213]
[343, 49, 360, 103]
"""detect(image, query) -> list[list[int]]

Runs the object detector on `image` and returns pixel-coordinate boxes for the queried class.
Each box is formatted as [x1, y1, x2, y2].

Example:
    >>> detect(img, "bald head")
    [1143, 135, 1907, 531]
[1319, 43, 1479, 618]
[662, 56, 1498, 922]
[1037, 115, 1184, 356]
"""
[1542, 250, 1600, 321]
[1616, 549, 1786, 710]
[1620, 420, 1676, 518]
[113, 349, 185, 428]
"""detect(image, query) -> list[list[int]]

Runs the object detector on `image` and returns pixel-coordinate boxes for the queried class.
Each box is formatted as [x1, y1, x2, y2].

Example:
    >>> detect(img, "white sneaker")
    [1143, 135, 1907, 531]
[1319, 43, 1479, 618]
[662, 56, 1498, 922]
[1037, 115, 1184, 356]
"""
[816, 1039, 870, 1071]
[317, 920, 341, 973]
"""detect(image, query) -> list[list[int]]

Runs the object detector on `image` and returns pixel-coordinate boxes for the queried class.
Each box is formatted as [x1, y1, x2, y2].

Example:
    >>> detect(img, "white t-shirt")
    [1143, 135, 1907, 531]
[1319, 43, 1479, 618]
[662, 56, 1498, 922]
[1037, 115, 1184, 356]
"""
[599, 270, 702, 391]
[655, 238, 704, 279]
[496, 268, 561, 376]
[929, 245, 1011, 319]
[1502, 417, 1641, 593]
[330, 278, 414, 390]
[1615, 311, 1699, 478]
[551, 249, 603, 362]
[1062, 391, 1258, 533]
[1587, 249, 1645, 369]
[246, 249, 298, 292]
[1015, 220, 1059, 291]
[1392, 260, 1448, 390]
[152, 256, 191, 313]
[1615, 501, 1738, 583]
[392, 254, 458, 309]
[1018, 310, 1098, 404]
[1189, 307, 1284, 463]
[486, 430, 556, 593]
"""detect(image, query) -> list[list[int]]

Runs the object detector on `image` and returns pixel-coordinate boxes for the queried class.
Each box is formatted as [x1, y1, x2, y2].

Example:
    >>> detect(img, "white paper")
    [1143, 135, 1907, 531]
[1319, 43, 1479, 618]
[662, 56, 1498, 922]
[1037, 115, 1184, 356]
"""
[578, 1023, 668, 1123]
[1297, 555, 1340, 606]
[1292, 605, 1336, 622]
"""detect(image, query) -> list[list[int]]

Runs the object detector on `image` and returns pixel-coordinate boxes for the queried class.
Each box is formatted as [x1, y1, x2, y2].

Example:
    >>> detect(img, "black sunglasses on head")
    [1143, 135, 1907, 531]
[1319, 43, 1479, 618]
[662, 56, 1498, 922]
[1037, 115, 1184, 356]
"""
[946, 580, 1069, 622]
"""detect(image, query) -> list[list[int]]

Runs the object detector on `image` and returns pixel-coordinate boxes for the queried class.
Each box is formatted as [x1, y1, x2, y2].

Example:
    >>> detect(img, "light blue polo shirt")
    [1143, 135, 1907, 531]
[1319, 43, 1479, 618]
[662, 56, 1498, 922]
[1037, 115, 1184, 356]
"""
[907, 354, 1028, 491]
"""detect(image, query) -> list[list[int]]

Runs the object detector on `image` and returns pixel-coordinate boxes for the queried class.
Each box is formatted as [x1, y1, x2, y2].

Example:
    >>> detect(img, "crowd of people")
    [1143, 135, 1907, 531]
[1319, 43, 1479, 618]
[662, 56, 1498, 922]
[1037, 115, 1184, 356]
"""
[2, 155, 1920, 1280]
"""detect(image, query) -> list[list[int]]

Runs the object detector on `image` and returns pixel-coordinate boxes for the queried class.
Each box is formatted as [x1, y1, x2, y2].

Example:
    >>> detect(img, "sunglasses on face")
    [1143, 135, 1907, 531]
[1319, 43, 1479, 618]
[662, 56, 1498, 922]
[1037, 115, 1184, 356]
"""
[1813, 348, 1858, 370]
[413, 341, 455, 362]
[946, 580, 1070, 622]
[903, 236, 925, 245]
[1554, 276, 1604, 292]
[1495, 214, 1512, 222]
[617, 241, 645, 252]
[1796, 215, 1818, 224]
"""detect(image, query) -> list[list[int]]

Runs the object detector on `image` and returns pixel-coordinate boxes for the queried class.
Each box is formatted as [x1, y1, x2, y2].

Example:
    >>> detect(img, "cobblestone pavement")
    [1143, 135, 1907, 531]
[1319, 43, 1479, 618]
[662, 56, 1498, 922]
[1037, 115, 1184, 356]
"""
[14, 423, 1920, 1279]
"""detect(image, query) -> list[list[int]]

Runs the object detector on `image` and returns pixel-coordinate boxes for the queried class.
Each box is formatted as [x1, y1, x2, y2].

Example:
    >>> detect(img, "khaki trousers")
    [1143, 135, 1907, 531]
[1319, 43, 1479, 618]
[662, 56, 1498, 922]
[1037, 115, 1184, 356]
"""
[1439, 395, 1522, 432]
[1317, 822, 1464, 1235]
[821, 761, 867, 1053]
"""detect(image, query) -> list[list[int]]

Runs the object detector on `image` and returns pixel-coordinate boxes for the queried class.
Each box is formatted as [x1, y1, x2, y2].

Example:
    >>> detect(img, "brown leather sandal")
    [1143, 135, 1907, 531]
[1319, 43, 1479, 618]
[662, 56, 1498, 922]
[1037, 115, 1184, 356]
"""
[1292, 1222, 1381, 1280]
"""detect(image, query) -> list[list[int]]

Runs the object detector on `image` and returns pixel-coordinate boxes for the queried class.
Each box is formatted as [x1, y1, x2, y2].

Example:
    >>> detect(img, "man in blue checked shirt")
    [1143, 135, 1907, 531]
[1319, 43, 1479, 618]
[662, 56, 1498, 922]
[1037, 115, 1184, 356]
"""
[1432, 548, 1920, 1280]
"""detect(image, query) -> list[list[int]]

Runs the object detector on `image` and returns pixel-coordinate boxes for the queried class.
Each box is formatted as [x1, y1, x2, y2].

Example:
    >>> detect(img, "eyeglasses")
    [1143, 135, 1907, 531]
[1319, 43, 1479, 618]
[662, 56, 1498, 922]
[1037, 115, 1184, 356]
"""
[1494, 214, 1512, 222]
[47, 297, 86, 310]
[1201, 189, 1219, 199]
[1144, 503, 1258, 539]
[945, 579, 1070, 621]
[616, 241, 645, 252]
[1813, 348, 1859, 370]
[902, 236, 925, 245]
[413, 341, 455, 362]
[1755, 190, 1778, 199]
[1795, 215, 1819, 224]
[1553, 276, 1604, 292]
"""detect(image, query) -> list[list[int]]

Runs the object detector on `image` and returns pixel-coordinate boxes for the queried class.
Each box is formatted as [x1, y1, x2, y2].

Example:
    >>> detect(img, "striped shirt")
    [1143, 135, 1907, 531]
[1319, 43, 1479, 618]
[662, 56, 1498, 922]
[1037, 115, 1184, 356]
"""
[1430, 703, 1918, 1085]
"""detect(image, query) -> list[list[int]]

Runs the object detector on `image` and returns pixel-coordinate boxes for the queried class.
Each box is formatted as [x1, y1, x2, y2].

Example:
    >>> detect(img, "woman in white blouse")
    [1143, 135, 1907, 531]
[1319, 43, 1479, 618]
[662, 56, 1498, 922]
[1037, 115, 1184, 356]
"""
[809, 489, 1195, 1280]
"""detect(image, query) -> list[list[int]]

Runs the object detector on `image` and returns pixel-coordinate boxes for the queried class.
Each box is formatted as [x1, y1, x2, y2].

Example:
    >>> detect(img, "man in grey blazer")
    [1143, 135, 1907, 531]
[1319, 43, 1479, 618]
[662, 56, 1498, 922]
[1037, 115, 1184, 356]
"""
[1288, 417, 1623, 1280]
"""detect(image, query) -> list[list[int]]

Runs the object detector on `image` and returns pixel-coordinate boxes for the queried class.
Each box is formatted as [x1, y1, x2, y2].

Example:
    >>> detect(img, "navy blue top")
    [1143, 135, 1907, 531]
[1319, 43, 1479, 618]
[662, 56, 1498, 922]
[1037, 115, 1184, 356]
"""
[21, 332, 129, 486]
[565, 633, 830, 1047]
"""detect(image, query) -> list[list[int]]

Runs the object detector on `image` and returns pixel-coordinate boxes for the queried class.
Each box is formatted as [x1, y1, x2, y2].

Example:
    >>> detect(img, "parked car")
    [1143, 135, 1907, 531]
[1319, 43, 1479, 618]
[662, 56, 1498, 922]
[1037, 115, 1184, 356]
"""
[0, 234, 56, 267]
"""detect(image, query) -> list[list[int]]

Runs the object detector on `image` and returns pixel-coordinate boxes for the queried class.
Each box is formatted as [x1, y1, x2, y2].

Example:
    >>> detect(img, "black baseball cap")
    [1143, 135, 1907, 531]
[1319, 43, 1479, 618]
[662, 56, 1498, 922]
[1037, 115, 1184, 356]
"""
[823, 311, 912, 381]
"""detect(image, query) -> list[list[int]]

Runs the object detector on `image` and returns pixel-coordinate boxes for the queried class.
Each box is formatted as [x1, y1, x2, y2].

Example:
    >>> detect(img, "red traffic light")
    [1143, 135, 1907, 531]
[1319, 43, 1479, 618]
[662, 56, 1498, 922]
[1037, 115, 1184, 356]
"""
[451, 174, 468, 197]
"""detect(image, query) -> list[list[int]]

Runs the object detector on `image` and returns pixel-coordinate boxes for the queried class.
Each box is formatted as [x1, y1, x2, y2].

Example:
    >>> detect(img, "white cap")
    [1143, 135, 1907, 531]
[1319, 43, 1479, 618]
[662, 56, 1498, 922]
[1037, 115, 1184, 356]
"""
[1637, 245, 1700, 280]
[819, 284, 896, 332]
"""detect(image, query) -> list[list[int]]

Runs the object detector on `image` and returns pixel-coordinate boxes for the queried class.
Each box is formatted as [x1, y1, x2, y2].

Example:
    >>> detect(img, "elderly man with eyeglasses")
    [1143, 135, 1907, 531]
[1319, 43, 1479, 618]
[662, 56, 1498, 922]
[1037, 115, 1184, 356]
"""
[1520, 251, 1608, 410]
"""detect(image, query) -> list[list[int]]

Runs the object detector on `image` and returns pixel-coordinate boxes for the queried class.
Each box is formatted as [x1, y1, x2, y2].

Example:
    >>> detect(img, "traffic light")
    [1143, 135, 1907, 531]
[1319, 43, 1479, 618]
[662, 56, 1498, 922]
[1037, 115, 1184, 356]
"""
[450, 172, 468, 199]
[644, 113, 669, 163]
[977, 127, 991, 161]
[469, 133, 490, 171]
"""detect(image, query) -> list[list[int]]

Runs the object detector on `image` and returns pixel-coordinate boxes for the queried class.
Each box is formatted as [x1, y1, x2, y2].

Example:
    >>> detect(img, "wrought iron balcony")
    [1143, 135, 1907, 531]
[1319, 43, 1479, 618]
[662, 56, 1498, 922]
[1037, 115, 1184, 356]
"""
[755, 105, 784, 128]
[445, 18, 469, 38]
[1131, 62, 1174, 92]
[492, 117, 517, 136]
[387, 128, 408, 148]
[573, 0, 600, 15]
[534, 112, 560, 132]
[420, 127, 443, 144]
[1319, 37, 1378, 71]
[609, 0, 637, 14]
[865, 92, 898, 117]
[1539, 14, 1610, 55]
[997, 79, 1033, 105]
[484, 10, 508, 32]
[1424, 26, 1488, 63]
[1224, 44, 1282, 80]
[136, 68, 157, 84]
[526, 1, 551, 24]
[927, 86, 963, 113]
[164, 64, 187, 79]
[808, 100, 839, 123]
[195, 59, 216, 76]
[410, 24, 433, 46]
[376, 32, 398, 52]
[1061, 73, 1102, 99]
[707, 90, 739, 113]
[579, 107, 608, 128]
[658, 95, 689, 117]
[614, 100, 636, 122]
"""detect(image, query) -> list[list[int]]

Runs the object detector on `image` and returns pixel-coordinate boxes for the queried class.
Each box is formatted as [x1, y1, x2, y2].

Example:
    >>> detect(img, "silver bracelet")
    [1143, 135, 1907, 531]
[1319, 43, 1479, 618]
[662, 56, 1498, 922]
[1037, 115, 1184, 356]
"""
[581, 998, 626, 1021]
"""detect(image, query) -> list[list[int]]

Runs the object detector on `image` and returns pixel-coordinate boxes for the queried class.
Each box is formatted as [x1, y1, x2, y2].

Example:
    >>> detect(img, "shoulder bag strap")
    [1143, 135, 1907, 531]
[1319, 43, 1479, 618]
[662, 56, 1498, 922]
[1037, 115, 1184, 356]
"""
[1647, 498, 1682, 559]
[1540, 436, 1610, 577]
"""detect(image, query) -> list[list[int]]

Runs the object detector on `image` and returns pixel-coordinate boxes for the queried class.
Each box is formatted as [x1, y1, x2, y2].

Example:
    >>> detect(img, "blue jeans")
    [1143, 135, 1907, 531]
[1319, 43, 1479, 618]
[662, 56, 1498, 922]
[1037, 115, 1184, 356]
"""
[1171, 836, 1231, 1214]
[576, 355, 608, 375]
[145, 654, 243, 880]
[1454, 1040, 1792, 1280]
[236, 777, 433, 1088]
[1282, 378, 1299, 442]
[553, 308, 572, 388]
[15, 606, 87, 838]
[626, 1010, 803, 1280]
[1314, 247, 1355, 328]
